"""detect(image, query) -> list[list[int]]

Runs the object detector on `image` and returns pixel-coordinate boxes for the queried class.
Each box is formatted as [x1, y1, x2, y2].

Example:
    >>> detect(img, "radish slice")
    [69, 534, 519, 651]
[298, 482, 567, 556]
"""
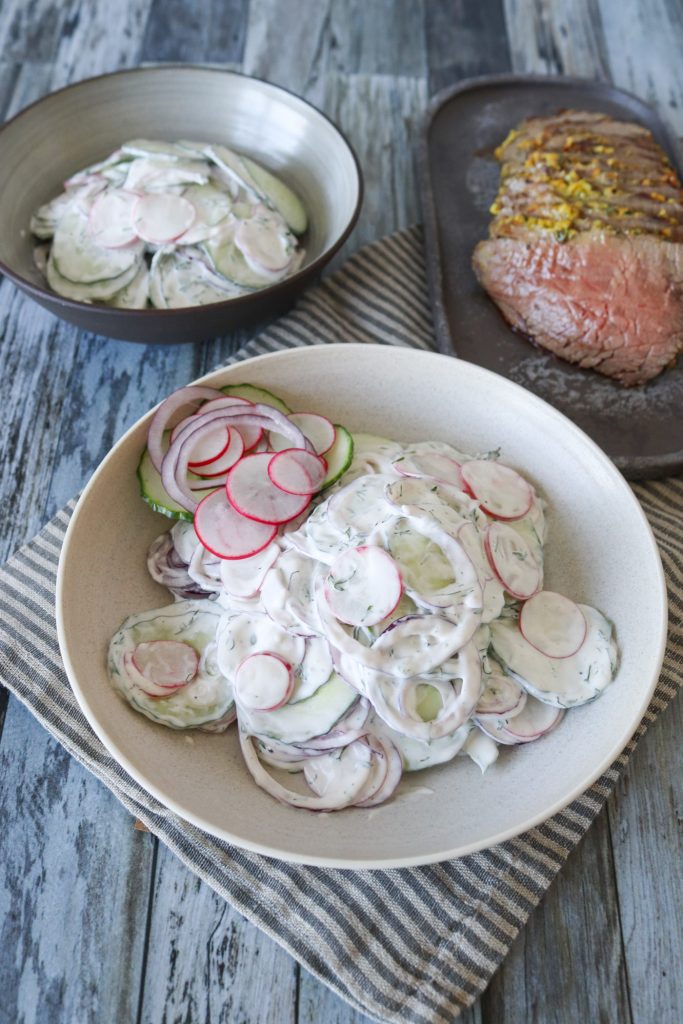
[187, 425, 231, 468]
[133, 193, 196, 243]
[194, 488, 277, 559]
[476, 696, 564, 745]
[392, 452, 463, 487]
[227, 453, 311, 524]
[199, 396, 262, 450]
[190, 428, 244, 477]
[125, 640, 199, 699]
[324, 546, 403, 627]
[270, 412, 336, 455]
[519, 591, 587, 659]
[219, 540, 280, 598]
[88, 189, 138, 248]
[235, 652, 293, 711]
[484, 521, 541, 600]
[460, 460, 533, 520]
[268, 449, 327, 495]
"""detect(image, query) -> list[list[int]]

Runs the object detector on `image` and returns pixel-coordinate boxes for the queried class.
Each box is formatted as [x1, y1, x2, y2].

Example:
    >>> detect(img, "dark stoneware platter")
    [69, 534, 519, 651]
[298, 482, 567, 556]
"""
[419, 74, 683, 479]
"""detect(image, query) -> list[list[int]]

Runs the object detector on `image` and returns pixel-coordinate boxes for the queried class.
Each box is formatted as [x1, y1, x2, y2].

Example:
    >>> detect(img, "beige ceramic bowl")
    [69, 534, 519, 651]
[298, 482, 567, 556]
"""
[0, 66, 362, 343]
[56, 345, 667, 867]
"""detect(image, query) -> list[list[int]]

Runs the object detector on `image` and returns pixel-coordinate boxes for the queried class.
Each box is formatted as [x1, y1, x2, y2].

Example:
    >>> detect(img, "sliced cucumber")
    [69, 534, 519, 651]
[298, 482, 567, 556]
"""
[203, 234, 275, 288]
[137, 445, 219, 522]
[220, 383, 291, 414]
[241, 156, 308, 235]
[121, 139, 199, 161]
[319, 425, 354, 490]
[52, 208, 142, 284]
[238, 672, 358, 744]
[47, 251, 141, 302]
[107, 265, 150, 309]
[150, 249, 247, 309]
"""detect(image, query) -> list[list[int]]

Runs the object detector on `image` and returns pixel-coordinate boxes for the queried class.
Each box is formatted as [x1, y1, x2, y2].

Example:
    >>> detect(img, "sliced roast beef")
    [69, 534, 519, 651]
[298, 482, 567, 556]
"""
[473, 110, 683, 384]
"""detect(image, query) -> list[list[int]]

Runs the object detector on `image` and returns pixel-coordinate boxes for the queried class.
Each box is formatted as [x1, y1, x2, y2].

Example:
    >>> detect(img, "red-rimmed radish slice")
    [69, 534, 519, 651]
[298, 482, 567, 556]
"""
[392, 452, 463, 486]
[235, 218, 293, 273]
[475, 669, 527, 717]
[187, 425, 231, 468]
[268, 448, 327, 495]
[219, 540, 280, 598]
[324, 546, 403, 628]
[235, 652, 293, 711]
[199, 396, 262, 450]
[519, 591, 588, 659]
[190, 428, 244, 477]
[148, 384, 223, 472]
[88, 189, 138, 248]
[226, 452, 311, 524]
[476, 697, 564, 744]
[270, 412, 336, 455]
[460, 460, 533, 520]
[132, 193, 196, 243]
[484, 521, 541, 600]
[194, 488, 277, 559]
[125, 640, 198, 698]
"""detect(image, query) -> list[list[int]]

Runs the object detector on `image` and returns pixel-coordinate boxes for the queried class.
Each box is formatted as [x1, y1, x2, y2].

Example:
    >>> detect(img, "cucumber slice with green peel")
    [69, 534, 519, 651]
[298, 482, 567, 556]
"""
[137, 445, 219, 521]
[238, 672, 358, 744]
[203, 234, 278, 288]
[107, 265, 150, 309]
[318, 426, 354, 490]
[220, 383, 291, 414]
[150, 249, 247, 309]
[241, 156, 308, 235]
[47, 251, 141, 301]
[51, 208, 142, 284]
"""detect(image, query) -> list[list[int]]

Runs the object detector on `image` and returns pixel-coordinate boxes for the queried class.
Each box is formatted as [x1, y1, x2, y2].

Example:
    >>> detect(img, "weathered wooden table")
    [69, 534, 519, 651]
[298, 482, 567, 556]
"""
[1, 2, 681, 1022]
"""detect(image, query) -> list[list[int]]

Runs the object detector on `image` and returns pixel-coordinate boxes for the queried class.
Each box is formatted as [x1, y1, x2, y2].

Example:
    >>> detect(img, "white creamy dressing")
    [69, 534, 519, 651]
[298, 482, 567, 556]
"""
[109, 431, 619, 808]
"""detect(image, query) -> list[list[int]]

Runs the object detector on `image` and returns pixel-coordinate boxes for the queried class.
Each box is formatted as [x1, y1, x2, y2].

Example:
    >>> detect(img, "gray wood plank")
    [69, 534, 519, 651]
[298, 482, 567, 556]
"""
[141, 0, 249, 64]
[139, 843, 298, 1024]
[608, 692, 683, 1023]
[425, 0, 511, 95]
[50, 0, 153, 90]
[0, 0, 69, 63]
[0, 699, 154, 1024]
[503, 0, 609, 78]
[481, 811, 632, 1023]
[243, 0, 427, 93]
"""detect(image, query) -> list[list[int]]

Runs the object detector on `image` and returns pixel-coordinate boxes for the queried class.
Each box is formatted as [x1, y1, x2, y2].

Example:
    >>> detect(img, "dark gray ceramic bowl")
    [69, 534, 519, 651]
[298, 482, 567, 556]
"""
[0, 66, 363, 343]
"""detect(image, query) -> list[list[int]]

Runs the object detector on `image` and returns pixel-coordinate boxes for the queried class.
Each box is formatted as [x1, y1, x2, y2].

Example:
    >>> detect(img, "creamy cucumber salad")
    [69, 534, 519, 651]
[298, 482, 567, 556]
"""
[108, 383, 619, 812]
[31, 139, 306, 308]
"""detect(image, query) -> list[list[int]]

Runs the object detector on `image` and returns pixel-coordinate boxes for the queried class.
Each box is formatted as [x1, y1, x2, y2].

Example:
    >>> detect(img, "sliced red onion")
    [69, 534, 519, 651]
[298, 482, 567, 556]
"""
[355, 735, 404, 808]
[148, 385, 224, 472]
[293, 697, 370, 750]
[239, 729, 372, 811]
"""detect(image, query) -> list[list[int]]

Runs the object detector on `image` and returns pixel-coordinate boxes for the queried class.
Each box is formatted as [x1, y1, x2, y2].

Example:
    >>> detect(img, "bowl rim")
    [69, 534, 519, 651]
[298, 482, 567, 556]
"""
[0, 64, 364, 318]
[55, 344, 669, 868]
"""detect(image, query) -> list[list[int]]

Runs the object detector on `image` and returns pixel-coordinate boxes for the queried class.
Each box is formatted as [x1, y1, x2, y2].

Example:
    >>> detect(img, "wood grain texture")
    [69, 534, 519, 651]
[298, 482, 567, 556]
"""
[0, 1, 681, 1023]
[0, 700, 154, 1024]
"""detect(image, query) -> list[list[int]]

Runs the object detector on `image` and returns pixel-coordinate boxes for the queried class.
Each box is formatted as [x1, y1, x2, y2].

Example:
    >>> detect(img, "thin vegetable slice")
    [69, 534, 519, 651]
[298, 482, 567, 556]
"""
[88, 189, 139, 248]
[519, 591, 587, 659]
[484, 521, 541, 600]
[133, 193, 196, 243]
[194, 489, 277, 560]
[227, 453, 311, 524]
[268, 449, 327, 495]
[324, 546, 403, 628]
[270, 412, 336, 455]
[235, 653, 293, 711]
[461, 460, 533, 520]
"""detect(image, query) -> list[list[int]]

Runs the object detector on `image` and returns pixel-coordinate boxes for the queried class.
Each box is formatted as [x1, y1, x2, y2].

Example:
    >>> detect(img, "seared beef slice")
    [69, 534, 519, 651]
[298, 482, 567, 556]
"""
[472, 111, 683, 385]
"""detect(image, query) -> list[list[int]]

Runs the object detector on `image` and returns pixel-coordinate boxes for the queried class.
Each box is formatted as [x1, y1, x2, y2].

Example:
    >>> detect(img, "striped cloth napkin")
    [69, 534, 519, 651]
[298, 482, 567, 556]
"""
[1, 226, 681, 1024]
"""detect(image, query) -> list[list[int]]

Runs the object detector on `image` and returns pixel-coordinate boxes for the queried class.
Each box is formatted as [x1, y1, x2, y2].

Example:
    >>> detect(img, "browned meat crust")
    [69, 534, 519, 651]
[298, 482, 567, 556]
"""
[473, 110, 683, 385]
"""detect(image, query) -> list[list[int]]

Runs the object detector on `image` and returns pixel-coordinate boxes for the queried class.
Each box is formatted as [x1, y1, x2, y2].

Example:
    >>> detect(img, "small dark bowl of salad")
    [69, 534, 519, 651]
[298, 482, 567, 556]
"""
[0, 65, 363, 343]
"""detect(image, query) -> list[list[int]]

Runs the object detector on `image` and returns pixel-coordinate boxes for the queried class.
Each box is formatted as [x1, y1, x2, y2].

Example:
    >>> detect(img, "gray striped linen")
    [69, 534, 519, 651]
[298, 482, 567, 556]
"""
[0, 225, 681, 1024]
